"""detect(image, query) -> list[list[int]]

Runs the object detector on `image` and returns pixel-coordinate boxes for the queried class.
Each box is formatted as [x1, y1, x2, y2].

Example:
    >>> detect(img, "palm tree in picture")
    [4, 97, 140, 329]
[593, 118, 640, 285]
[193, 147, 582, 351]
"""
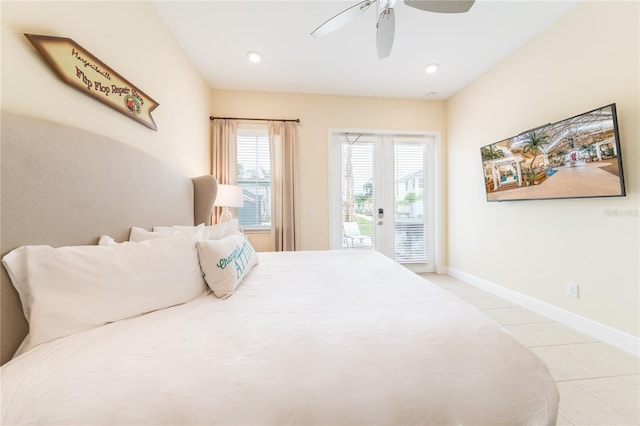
[553, 149, 568, 161]
[523, 131, 549, 177]
[580, 143, 595, 161]
[481, 145, 505, 161]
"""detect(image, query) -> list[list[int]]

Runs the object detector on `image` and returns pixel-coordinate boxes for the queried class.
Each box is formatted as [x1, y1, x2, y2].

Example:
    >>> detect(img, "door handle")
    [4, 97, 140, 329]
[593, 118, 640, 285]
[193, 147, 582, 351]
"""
[377, 221, 383, 225]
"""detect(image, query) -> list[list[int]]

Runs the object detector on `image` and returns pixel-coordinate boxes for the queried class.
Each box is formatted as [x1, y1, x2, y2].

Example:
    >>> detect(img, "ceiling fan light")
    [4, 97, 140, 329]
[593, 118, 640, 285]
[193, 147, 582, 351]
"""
[247, 51, 261, 63]
[425, 63, 439, 74]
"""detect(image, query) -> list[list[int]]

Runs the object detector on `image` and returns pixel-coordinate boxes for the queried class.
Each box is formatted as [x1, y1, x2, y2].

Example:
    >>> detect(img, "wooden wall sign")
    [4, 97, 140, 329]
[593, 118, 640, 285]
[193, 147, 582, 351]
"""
[25, 34, 159, 130]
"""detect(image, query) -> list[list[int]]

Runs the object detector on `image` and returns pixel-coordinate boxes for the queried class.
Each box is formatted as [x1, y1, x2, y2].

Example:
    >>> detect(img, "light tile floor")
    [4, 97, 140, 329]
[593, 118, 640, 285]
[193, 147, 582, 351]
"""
[420, 273, 640, 426]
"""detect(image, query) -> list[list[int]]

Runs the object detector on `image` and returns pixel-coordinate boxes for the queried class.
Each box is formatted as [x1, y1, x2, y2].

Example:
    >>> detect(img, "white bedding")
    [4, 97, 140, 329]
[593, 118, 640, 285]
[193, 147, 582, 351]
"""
[1, 250, 558, 425]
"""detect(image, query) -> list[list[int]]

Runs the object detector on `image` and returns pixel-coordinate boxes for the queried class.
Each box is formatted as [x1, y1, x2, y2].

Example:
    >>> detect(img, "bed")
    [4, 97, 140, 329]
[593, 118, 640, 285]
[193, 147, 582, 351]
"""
[0, 112, 559, 425]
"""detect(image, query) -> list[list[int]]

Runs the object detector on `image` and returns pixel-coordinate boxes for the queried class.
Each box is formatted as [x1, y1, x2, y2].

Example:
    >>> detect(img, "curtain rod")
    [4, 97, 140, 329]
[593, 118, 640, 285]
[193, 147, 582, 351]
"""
[210, 116, 300, 123]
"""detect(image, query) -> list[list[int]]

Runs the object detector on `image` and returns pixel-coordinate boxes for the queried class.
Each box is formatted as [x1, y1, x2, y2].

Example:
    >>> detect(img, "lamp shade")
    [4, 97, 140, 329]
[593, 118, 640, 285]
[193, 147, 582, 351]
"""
[214, 184, 244, 208]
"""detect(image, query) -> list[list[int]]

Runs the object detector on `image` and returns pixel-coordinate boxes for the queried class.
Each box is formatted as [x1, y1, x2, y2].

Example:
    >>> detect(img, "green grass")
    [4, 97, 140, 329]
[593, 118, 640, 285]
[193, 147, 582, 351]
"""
[354, 215, 373, 237]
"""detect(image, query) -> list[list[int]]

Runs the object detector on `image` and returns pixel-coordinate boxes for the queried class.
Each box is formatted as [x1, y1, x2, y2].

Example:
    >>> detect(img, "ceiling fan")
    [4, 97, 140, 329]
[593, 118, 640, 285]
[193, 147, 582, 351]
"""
[311, 0, 475, 59]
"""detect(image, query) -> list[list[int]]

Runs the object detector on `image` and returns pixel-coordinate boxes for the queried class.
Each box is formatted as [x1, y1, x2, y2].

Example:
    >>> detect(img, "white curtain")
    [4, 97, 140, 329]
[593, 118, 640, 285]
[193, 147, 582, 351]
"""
[211, 119, 237, 223]
[269, 121, 298, 251]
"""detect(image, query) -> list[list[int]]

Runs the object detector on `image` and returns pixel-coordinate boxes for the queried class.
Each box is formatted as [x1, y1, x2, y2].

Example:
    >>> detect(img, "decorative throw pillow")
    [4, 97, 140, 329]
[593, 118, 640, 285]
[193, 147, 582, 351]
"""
[196, 233, 258, 299]
[2, 234, 207, 352]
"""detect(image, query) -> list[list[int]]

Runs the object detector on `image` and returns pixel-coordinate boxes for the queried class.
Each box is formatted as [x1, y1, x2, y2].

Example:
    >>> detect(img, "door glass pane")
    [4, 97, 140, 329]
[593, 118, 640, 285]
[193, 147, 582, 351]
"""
[341, 141, 374, 249]
[394, 142, 427, 262]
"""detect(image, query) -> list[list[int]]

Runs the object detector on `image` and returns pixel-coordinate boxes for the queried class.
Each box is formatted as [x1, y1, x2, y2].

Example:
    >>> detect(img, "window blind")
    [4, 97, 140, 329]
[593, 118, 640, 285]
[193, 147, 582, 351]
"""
[236, 128, 271, 227]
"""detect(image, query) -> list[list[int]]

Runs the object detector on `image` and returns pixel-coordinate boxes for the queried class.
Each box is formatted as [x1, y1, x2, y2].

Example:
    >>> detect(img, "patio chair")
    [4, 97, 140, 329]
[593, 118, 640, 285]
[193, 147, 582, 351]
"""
[342, 222, 372, 247]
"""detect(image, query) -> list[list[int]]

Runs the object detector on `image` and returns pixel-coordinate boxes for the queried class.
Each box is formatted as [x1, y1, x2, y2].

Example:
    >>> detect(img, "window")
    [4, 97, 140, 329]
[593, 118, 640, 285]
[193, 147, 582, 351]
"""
[236, 126, 271, 228]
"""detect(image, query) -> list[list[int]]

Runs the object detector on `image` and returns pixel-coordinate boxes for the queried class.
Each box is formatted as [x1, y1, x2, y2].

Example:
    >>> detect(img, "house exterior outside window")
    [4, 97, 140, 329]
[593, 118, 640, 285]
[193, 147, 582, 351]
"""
[236, 126, 271, 229]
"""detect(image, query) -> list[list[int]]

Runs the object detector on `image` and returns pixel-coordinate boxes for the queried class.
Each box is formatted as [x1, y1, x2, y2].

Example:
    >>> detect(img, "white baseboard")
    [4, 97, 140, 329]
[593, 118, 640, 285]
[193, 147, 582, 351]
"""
[446, 267, 640, 357]
[434, 264, 448, 275]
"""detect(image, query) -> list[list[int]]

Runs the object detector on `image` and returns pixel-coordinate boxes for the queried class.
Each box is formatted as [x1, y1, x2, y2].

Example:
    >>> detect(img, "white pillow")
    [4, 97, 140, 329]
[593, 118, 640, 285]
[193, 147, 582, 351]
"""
[153, 220, 239, 240]
[130, 224, 204, 242]
[152, 226, 176, 234]
[98, 235, 118, 246]
[205, 219, 240, 240]
[196, 233, 258, 299]
[2, 235, 207, 352]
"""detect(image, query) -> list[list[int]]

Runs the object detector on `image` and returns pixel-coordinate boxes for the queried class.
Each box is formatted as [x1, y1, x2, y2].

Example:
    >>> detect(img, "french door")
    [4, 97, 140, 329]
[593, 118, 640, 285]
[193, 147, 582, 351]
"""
[329, 130, 437, 273]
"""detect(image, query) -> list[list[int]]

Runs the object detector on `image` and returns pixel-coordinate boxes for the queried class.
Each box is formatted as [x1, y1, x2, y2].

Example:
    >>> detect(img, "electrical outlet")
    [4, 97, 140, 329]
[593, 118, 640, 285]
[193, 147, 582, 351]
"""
[566, 283, 579, 299]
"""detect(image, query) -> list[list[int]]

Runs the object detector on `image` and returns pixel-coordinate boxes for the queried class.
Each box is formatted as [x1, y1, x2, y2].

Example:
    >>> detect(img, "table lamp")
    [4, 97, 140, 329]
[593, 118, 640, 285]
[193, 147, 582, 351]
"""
[214, 184, 244, 223]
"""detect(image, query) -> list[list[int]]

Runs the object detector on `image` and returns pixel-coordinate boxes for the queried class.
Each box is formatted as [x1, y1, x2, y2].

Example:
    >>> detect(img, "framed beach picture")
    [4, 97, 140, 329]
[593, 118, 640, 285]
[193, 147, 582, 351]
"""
[481, 104, 626, 202]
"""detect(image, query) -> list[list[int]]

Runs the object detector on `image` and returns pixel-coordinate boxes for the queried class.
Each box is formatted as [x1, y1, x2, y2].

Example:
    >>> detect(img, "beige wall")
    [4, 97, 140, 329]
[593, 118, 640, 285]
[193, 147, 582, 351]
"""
[446, 2, 639, 337]
[211, 90, 446, 252]
[4, 1, 635, 340]
[1, 1, 211, 177]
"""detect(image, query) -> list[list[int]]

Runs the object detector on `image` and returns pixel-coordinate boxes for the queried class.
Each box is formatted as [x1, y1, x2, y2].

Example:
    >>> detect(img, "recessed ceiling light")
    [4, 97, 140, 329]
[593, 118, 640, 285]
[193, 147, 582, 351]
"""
[425, 63, 439, 74]
[247, 51, 261, 63]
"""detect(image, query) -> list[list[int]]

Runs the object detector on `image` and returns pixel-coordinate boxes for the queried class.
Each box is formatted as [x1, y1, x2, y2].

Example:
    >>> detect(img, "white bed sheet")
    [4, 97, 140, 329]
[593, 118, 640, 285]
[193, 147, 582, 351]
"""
[1, 250, 558, 425]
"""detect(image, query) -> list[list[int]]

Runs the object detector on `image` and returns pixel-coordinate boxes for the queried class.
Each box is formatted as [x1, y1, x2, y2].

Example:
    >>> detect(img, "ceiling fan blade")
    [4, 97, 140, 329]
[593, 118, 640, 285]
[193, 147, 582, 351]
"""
[311, 0, 375, 38]
[404, 0, 475, 13]
[376, 7, 395, 59]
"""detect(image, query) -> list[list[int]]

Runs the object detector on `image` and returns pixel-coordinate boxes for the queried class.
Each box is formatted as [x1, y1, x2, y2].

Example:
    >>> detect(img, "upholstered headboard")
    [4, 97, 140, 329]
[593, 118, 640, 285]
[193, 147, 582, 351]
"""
[0, 111, 216, 364]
